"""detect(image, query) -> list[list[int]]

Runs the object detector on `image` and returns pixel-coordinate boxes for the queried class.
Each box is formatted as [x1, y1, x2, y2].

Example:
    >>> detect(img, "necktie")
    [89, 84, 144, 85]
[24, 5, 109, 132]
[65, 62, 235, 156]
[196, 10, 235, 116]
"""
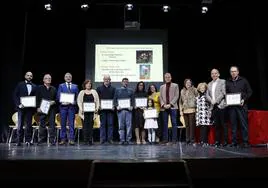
[67, 83, 71, 92]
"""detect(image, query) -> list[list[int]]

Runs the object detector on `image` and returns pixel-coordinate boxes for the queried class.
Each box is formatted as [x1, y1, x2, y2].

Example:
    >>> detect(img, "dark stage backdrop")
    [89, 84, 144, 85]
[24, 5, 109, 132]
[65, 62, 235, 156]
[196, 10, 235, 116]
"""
[2, 0, 268, 141]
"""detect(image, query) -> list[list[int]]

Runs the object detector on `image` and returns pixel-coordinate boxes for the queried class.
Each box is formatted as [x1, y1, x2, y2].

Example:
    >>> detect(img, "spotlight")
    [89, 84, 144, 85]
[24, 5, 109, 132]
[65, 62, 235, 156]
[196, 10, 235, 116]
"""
[44, 3, 52, 11]
[81, 3, 89, 11]
[201, 6, 208, 14]
[162, 5, 170, 12]
[125, 4, 133, 11]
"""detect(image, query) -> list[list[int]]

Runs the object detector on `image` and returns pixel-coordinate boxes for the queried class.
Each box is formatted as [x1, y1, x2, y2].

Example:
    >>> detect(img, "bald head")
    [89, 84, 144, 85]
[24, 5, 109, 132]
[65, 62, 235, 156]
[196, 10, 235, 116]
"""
[211, 69, 220, 81]
[43, 74, 52, 85]
[103, 74, 111, 86]
[64, 72, 72, 83]
[164, 72, 172, 83]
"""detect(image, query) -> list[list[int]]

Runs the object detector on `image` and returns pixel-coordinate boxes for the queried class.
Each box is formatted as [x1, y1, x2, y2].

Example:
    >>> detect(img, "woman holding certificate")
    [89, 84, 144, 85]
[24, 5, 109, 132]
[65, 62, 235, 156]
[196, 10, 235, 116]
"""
[77, 80, 99, 145]
[133, 81, 148, 144]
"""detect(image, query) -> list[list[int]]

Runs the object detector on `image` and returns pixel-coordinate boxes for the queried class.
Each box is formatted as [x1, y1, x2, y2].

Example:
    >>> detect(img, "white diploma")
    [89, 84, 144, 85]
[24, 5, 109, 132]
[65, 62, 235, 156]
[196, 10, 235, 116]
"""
[20, 96, 36, 107]
[135, 97, 148, 108]
[101, 99, 113, 110]
[40, 99, 50, 114]
[83, 102, 96, 112]
[144, 109, 158, 119]
[118, 98, 131, 109]
[60, 93, 75, 104]
[226, 93, 241, 106]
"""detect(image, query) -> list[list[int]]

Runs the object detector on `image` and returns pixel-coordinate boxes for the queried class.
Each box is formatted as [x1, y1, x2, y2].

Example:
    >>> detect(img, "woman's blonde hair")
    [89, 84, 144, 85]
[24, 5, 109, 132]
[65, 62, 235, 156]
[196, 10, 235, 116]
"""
[197, 82, 208, 92]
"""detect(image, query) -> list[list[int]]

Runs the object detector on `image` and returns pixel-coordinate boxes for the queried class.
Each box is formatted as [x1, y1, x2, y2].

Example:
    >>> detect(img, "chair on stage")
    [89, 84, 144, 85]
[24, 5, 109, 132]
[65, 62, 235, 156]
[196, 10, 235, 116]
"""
[93, 114, 100, 143]
[55, 113, 70, 143]
[74, 114, 83, 144]
[7, 112, 35, 144]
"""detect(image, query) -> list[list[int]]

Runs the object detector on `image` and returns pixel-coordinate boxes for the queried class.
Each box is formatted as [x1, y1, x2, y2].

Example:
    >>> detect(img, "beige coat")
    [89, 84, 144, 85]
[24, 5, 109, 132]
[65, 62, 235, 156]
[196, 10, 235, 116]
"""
[159, 82, 180, 109]
[77, 89, 100, 120]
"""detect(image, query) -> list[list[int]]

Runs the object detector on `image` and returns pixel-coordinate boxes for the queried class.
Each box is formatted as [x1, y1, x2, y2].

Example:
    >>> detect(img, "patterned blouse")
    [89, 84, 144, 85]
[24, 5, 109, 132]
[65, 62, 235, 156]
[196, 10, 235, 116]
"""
[196, 93, 211, 126]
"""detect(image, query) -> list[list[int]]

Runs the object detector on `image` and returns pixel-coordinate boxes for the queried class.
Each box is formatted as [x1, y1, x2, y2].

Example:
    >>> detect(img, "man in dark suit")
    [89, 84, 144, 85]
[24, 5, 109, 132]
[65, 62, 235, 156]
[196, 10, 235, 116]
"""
[226, 66, 252, 148]
[57, 73, 79, 145]
[13, 71, 37, 146]
[36, 74, 57, 146]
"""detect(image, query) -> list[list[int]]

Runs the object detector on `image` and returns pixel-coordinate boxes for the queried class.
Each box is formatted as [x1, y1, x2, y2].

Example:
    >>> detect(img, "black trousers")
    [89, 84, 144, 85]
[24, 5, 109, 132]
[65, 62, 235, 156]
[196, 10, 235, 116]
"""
[83, 112, 94, 143]
[200, 125, 209, 143]
[17, 108, 34, 143]
[39, 108, 56, 143]
[214, 107, 228, 144]
[184, 113, 196, 143]
[228, 106, 248, 144]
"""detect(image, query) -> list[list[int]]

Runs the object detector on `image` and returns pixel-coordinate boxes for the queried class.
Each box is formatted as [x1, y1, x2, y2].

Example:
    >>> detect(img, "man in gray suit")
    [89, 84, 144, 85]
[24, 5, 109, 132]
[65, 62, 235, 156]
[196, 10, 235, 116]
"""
[160, 73, 180, 144]
[206, 69, 228, 147]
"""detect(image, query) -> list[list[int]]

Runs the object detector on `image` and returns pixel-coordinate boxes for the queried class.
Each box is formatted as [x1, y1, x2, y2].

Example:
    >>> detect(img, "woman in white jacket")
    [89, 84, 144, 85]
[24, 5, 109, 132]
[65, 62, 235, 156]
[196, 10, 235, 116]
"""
[77, 80, 99, 145]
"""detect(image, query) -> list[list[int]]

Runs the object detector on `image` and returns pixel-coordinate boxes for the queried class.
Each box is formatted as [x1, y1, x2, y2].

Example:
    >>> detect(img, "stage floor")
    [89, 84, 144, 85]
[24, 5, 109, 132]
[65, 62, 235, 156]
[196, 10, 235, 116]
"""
[1, 142, 268, 160]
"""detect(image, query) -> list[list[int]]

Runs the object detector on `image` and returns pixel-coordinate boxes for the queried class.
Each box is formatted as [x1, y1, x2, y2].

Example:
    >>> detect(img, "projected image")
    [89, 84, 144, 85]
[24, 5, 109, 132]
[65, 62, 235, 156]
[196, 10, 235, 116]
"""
[94, 44, 163, 82]
[136, 50, 153, 64]
[139, 65, 150, 80]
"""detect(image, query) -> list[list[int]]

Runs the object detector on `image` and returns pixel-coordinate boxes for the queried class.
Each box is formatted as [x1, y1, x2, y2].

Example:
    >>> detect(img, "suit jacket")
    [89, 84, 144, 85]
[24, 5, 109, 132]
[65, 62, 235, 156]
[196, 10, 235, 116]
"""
[159, 82, 180, 109]
[57, 83, 79, 105]
[13, 81, 37, 110]
[206, 78, 226, 110]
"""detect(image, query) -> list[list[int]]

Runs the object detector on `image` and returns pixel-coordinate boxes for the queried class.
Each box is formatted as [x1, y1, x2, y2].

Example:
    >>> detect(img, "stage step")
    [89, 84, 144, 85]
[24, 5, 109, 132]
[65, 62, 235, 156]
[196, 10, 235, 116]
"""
[88, 160, 193, 188]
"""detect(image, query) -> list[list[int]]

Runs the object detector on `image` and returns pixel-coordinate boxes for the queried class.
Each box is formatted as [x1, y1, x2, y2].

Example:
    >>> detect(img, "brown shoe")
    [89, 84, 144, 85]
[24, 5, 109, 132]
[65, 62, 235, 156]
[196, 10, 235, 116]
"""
[69, 140, 75, 145]
[59, 141, 66, 145]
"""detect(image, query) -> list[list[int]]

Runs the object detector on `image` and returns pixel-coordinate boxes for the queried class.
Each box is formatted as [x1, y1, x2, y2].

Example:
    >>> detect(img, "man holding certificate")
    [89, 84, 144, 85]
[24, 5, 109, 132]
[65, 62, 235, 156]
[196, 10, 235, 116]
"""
[160, 73, 180, 145]
[36, 74, 57, 145]
[13, 71, 37, 146]
[57, 73, 79, 145]
[114, 78, 134, 145]
[77, 80, 100, 145]
[226, 66, 252, 147]
[96, 75, 116, 144]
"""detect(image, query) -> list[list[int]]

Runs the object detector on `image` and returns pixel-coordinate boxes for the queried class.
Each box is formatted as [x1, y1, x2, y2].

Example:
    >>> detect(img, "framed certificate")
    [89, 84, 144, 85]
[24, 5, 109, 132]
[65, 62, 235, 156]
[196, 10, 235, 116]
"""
[60, 93, 75, 104]
[83, 102, 95, 112]
[20, 96, 36, 107]
[101, 99, 113, 110]
[144, 109, 158, 119]
[118, 98, 131, 109]
[135, 97, 148, 108]
[226, 93, 241, 106]
[40, 99, 50, 114]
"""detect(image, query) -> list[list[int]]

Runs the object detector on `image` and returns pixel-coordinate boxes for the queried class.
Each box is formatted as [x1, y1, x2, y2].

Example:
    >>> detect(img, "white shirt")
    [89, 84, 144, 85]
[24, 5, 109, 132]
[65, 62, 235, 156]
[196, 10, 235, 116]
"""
[66, 82, 72, 90]
[211, 79, 219, 102]
[25, 81, 32, 95]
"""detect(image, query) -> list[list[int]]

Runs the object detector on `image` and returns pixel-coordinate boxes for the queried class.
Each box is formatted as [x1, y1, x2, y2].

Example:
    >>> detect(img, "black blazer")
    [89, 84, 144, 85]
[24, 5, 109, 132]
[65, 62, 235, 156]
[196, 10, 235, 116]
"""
[13, 81, 37, 110]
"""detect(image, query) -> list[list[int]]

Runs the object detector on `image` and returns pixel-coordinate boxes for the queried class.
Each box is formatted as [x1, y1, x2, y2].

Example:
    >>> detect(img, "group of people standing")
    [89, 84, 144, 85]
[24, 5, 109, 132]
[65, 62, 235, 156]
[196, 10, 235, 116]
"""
[12, 65, 252, 147]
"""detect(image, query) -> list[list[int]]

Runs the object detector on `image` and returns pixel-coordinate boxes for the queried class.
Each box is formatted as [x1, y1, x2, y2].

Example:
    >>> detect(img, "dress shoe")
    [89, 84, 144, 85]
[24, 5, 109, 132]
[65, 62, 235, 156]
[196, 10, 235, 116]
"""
[229, 143, 237, 147]
[14, 143, 22, 146]
[222, 142, 228, 147]
[69, 141, 75, 145]
[26, 142, 33, 146]
[242, 143, 250, 148]
[119, 141, 124, 145]
[100, 140, 106, 145]
[59, 141, 66, 145]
